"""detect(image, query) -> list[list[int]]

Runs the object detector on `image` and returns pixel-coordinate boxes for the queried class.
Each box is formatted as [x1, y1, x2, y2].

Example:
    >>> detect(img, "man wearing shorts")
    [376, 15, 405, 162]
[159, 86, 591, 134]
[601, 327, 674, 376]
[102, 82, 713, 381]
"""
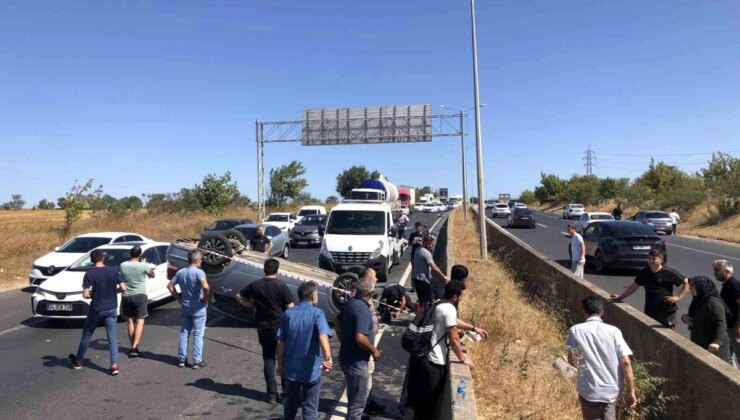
[120, 246, 155, 357]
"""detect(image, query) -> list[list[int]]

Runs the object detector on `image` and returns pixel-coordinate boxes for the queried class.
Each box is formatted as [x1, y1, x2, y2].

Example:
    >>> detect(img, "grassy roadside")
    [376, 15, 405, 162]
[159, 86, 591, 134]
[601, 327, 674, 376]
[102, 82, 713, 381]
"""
[450, 209, 580, 419]
[0, 208, 259, 291]
[532, 201, 740, 243]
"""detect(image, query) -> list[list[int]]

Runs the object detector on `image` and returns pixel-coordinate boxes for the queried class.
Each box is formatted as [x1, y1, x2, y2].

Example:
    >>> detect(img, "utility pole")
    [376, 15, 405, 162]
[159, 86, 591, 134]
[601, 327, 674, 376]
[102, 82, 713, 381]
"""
[470, 0, 487, 259]
[583, 145, 596, 176]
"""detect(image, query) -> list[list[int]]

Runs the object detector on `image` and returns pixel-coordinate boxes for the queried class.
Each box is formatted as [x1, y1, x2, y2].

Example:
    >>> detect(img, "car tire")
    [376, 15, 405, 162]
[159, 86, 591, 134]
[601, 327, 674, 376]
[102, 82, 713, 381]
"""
[666, 230, 672, 236]
[392, 249, 400, 266]
[595, 251, 608, 274]
[281, 244, 289, 259]
[332, 272, 359, 308]
[222, 229, 247, 246]
[198, 233, 233, 266]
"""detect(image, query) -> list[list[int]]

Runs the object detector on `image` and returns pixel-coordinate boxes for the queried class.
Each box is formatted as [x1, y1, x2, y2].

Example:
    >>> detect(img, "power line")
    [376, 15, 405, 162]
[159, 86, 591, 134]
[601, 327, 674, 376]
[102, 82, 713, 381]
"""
[597, 149, 740, 157]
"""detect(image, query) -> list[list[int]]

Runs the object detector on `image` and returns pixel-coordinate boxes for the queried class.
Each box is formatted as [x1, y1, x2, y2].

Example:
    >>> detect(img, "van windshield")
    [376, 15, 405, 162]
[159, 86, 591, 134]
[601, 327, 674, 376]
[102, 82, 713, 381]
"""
[326, 211, 386, 235]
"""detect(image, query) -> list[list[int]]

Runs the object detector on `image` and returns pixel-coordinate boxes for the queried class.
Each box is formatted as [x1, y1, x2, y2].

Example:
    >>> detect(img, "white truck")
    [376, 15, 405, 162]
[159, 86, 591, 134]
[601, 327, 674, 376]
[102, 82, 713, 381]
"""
[319, 175, 406, 282]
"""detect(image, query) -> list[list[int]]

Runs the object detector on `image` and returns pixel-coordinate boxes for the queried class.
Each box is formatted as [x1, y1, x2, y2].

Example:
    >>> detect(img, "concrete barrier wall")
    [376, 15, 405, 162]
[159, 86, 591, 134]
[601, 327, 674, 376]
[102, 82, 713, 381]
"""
[438, 214, 479, 420]
[472, 207, 740, 419]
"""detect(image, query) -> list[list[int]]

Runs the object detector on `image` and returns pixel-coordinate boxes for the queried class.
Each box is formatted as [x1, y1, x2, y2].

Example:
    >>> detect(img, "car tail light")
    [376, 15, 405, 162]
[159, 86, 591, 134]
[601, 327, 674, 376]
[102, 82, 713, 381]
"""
[167, 263, 179, 280]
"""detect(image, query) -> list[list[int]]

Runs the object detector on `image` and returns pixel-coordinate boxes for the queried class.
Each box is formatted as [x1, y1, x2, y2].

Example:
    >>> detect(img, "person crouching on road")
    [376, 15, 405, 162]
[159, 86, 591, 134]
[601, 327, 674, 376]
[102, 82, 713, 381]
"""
[234, 258, 295, 404]
[610, 249, 689, 328]
[167, 249, 210, 369]
[69, 249, 126, 375]
[567, 224, 585, 278]
[412, 235, 449, 310]
[120, 245, 155, 358]
[277, 281, 333, 420]
[335, 272, 381, 420]
[567, 296, 636, 420]
[681, 276, 732, 364]
[404, 280, 473, 420]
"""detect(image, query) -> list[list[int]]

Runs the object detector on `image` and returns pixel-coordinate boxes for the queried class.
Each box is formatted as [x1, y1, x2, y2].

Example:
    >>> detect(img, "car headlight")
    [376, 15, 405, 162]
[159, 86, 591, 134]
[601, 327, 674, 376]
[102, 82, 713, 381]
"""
[320, 241, 332, 259]
[369, 240, 384, 259]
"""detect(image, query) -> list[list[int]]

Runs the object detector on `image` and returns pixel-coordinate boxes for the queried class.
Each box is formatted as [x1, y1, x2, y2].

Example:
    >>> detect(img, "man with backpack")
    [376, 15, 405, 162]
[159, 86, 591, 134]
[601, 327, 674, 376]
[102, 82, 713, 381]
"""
[403, 280, 473, 420]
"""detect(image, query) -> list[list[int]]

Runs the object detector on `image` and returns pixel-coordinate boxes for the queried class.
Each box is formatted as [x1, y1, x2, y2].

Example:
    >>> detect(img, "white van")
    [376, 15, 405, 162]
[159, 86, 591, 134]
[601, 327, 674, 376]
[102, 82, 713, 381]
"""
[319, 201, 403, 282]
[296, 205, 327, 222]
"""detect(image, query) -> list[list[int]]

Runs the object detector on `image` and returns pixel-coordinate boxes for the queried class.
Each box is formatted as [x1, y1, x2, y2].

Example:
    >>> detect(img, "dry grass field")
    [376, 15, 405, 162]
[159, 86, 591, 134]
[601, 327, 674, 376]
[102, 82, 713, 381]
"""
[0, 208, 259, 291]
[450, 209, 581, 419]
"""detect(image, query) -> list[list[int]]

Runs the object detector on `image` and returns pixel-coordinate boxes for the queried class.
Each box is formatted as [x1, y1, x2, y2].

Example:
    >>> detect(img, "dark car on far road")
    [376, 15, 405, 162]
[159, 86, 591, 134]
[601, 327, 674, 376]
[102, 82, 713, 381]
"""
[289, 214, 328, 248]
[507, 208, 536, 228]
[201, 218, 254, 237]
[580, 221, 667, 274]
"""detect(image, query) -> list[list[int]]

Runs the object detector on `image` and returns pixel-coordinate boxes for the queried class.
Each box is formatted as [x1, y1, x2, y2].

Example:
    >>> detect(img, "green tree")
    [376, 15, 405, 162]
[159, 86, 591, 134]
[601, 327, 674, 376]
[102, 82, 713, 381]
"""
[701, 152, 740, 220]
[192, 172, 240, 215]
[534, 173, 568, 204]
[568, 175, 601, 205]
[416, 186, 433, 196]
[56, 197, 68, 209]
[229, 191, 251, 208]
[518, 189, 536, 204]
[335, 166, 380, 198]
[268, 161, 308, 205]
[598, 177, 630, 200]
[37, 199, 55, 209]
[1, 194, 25, 210]
[635, 159, 688, 193]
[326, 195, 339, 204]
[61, 179, 94, 232]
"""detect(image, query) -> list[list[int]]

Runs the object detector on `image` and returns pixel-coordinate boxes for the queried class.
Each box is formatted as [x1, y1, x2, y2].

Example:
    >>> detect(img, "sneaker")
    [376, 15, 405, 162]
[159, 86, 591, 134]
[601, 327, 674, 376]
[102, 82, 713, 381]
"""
[129, 348, 140, 358]
[109, 364, 119, 376]
[178, 360, 186, 368]
[364, 398, 385, 415]
[268, 393, 283, 405]
[68, 354, 83, 370]
[191, 361, 207, 370]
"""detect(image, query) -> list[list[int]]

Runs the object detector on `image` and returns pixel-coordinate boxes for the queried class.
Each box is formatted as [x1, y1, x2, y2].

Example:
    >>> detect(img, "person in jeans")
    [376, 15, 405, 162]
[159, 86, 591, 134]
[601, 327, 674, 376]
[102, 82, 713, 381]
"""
[407, 222, 424, 266]
[567, 224, 585, 278]
[669, 208, 681, 235]
[567, 296, 636, 420]
[714, 260, 740, 367]
[235, 258, 295, 404]
[411, 235, 448, 309]
[404, 280, 473, 420]
[396, 213, 410, 240]
[610, 249, 689, 328]
[69, 249, 126, 375]
[168, 249, 210, 369]
[120, 245, 154, 357]
[276, 281, 333, 420]
[335, 274, 381, 420]
[681, 276, 732, 363]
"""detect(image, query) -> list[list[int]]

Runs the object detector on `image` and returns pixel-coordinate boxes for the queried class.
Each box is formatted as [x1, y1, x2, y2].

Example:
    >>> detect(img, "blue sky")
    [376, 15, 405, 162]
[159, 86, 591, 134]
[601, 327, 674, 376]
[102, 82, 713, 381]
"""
[1, 0, 738, 206]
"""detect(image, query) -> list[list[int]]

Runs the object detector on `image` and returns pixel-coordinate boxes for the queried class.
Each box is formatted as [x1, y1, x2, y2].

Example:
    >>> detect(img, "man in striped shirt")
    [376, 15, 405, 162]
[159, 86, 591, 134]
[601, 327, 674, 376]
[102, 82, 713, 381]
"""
[567, 296, 636, 420]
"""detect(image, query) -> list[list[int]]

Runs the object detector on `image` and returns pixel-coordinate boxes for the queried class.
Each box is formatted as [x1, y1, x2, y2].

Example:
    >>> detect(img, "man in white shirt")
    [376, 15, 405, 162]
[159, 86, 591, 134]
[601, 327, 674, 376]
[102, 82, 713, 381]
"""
[568, 224, 586, 278]
[404, 280, 473, 420]
[567, 296, 637, 420]
[669, 209, 681, 236]
[397, 213, 410, 240]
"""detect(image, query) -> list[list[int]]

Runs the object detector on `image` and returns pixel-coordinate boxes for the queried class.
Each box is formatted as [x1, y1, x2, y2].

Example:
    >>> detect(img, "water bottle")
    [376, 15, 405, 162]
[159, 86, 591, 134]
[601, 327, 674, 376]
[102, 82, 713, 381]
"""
[455, 378, 466, 407]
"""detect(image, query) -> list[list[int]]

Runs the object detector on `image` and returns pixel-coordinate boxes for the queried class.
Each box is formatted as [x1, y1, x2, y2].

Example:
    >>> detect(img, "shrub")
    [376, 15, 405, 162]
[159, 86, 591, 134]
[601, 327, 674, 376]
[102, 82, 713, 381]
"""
[519, 190, 536, 204]
[617, 360, 677, 420]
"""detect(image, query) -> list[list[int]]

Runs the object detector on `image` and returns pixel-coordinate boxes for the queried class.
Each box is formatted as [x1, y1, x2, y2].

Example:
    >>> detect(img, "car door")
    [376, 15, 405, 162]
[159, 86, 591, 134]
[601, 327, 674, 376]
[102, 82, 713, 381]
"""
[578, 214, 588, 232]
[140, 247, 162, 299]
[266, 226, 283, 256]
[581, 224, 600, 258]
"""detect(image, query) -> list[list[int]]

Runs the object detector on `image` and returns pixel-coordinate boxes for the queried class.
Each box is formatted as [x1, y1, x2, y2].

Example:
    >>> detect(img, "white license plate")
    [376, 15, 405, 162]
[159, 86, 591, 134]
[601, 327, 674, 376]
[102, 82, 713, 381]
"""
[47, 303, 73, 311]
[298, 241, 308, 245]
[633, 246, 651, 250]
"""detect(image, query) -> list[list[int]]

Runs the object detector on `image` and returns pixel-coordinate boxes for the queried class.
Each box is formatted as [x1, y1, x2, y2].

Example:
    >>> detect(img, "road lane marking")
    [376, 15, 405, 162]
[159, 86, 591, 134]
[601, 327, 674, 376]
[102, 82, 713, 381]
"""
[536, 223, 548, 228]
[667, 243, 740, 261]
[0, 319, 45, 337]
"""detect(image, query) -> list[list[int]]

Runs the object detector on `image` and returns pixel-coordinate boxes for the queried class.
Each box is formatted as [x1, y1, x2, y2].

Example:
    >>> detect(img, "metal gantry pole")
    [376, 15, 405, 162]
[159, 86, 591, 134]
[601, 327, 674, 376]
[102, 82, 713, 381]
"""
[256, 121, 265, 222]
[460, 111, 468, 221]
[470, 0, 487, 259]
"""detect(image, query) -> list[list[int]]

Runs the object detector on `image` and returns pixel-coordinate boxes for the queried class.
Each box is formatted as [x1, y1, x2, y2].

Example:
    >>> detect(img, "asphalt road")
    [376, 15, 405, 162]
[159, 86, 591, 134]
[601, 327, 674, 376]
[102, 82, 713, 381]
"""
[0, 210, 446, 420]
[486, 209, 740, 338]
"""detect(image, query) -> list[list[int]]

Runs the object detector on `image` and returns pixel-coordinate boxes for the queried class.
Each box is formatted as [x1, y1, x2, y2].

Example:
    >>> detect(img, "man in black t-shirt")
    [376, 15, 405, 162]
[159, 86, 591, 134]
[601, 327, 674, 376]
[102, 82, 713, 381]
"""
[235, 258, 295, 403]
[612, 204, 623, 220]
[379, 283, 413, 322]
[249, 225, 273, 255]
[611, 250, 689, 327]
[407, 222, 424, 265]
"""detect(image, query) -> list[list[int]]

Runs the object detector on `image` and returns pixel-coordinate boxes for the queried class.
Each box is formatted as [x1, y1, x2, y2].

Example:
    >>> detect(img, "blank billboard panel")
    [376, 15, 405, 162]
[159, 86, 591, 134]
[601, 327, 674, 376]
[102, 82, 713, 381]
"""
[301, 104, 432, 146]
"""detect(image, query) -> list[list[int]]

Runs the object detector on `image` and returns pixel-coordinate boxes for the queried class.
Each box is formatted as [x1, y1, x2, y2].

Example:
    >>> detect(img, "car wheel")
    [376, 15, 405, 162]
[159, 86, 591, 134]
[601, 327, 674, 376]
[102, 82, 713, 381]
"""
[332, 272, 359, 307]
[198, 233, 233, 266]
[666, 230, 672, 236]
[222, 229, 247, 246]
[392, 249, 400, 265]
[281, 244, 289, 259]
[595, 251, 608, 274]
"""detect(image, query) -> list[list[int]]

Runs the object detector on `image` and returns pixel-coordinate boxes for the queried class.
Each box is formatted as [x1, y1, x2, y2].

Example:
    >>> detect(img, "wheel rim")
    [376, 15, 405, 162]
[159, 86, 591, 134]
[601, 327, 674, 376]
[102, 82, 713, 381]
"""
[283, 246, 289, 258]
[334, 276, 357, 305]
[202, 238, 226, 264]
[596, 254, 605, 272]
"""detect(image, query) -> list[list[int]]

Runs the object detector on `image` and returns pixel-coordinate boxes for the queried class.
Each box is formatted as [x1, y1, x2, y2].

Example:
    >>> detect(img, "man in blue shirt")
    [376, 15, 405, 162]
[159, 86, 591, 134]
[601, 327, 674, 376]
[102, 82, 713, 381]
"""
[168, 249, 210, 369]
[335, 269, 381, 420]
[68, 249, 126, 376]
[276, 281, 333, 420]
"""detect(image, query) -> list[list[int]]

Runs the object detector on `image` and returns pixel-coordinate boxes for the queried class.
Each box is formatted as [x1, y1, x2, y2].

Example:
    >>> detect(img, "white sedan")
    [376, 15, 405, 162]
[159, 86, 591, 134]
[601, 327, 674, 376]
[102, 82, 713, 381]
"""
[576, 212, 615, 233]
[263, 212, 298, 233]
[32, 241, 173, 319]
[29, 232, 151, 286]
[490, 203, 512, 218]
